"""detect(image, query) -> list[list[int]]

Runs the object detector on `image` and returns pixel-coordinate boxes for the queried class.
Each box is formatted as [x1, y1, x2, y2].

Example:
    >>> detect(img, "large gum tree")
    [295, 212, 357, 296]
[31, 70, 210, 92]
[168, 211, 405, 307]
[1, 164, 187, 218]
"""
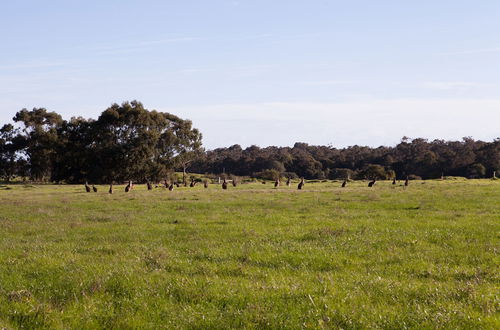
[92, 100, 202, 183]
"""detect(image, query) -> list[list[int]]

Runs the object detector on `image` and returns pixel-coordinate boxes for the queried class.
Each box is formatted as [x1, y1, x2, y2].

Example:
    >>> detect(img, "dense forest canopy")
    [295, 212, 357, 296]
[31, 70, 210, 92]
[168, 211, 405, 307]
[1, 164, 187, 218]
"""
[190, 138, 499, 181]
[0, 101, 202, 183]
[0, 101, 498, 183]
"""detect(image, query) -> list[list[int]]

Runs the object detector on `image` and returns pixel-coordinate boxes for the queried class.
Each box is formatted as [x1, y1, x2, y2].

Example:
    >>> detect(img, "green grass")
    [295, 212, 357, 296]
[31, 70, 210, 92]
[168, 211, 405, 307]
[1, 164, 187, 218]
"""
[0, 180, 499, 329]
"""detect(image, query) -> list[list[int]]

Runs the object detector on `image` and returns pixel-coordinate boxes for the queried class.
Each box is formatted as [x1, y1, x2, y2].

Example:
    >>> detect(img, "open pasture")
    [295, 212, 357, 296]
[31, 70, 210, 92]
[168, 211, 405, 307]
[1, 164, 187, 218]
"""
[0, 180, 499, 329]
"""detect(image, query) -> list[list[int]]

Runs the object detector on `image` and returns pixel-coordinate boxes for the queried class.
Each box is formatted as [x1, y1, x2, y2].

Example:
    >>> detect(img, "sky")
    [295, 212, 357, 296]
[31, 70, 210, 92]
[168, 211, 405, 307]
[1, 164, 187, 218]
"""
[1, 0, 499, 149]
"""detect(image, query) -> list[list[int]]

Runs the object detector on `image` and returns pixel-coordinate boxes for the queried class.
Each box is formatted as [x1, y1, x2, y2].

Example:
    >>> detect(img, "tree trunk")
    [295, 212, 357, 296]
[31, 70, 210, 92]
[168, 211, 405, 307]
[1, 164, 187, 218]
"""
[182, 164, 187, 186]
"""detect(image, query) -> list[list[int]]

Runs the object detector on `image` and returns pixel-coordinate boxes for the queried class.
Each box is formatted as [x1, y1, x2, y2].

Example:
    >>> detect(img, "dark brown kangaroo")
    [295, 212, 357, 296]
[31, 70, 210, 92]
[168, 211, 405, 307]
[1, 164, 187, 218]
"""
[298, 178, 304, 190]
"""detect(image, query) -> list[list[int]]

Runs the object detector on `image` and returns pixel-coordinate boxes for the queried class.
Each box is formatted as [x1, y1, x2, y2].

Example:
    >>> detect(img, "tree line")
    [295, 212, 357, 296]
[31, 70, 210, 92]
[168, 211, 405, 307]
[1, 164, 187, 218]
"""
[190, 140, 499, 181]
[0, 101, 202, 183]
[1, 101, 498, 183]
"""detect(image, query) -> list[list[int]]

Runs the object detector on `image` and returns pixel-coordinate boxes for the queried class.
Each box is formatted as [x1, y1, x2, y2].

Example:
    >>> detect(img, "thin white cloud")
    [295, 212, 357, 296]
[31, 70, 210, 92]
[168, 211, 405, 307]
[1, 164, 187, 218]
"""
[177, 64, 273, 76]
[422, 81, 485, 91]
[444, 47, 500, 55]
[0, 60, 68, 71]
[74, 36, 201, 56]
[242, 33, 274, 40]
[298, 80, 354, 86]
[0, 36, 202, 72]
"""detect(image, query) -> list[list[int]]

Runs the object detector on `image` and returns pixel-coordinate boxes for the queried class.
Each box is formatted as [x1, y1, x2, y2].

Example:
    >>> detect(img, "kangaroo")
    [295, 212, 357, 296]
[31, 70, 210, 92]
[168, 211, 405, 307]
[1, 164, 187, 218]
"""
[298, 178, 305, 190]
[125, 181, 132, 192]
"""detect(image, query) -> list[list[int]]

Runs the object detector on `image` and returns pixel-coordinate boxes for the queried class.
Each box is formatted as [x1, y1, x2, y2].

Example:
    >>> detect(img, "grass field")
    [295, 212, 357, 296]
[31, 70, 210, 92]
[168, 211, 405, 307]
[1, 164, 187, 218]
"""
[0, 179, 499, 329]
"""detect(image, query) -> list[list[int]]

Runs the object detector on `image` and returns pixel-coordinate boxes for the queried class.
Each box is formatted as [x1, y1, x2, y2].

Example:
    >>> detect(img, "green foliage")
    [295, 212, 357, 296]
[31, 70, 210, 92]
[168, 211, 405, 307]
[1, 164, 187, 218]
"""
[282, 171, 299, 179]
[1, 106, 499, 184]
[360, 164, 388, 180]
[0, 180, 499, 328]
[467, 163, 486, 178]
[93, 101, 202, 182]
[254, 169, 281, 180]
[4, 101, 202, 183]
[194, 137, 500, 180]
[329, 168, 354, 180]
[385, 169, 396, 179]
[13, 108, 63, 181]
[0, 124, 23, 181]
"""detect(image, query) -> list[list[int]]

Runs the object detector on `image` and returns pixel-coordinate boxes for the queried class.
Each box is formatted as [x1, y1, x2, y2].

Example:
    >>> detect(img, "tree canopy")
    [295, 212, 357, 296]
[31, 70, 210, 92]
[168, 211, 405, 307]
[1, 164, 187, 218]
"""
[0, 101, 498, 182]
[1, 101, 202, 183]
[191, 139, 499, 181]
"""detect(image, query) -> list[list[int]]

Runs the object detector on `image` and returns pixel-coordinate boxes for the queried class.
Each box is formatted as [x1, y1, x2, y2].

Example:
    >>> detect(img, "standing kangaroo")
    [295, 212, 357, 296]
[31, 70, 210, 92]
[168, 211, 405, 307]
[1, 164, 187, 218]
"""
[125, 181, 132, 192]
[298, 178, 305, 190]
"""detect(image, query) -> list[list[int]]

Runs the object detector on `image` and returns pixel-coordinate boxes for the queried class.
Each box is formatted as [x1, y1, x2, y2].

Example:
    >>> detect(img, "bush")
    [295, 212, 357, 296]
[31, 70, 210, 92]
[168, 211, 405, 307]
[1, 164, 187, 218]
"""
[385, 169, 396, 180]
[328, 168, 355, 180]
[467, 163, 486, 178]
[442, 176, 468, 181]
[359, 164, 388, 180]
[254, 169, 280, 180]
[282, 172, 298, 179]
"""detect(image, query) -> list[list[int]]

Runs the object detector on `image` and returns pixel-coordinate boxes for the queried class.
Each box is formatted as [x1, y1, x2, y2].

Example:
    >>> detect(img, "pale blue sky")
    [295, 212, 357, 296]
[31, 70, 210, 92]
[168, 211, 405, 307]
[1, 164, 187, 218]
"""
[1, 0, 499, 148]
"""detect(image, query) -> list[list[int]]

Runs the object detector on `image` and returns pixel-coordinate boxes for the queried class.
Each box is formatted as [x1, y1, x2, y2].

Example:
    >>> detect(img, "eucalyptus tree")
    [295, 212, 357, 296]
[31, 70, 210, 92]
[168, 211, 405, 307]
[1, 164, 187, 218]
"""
[0, 124, 23, 181]
[93, 101, 202, 183]
[52, 117, 96, 183]
[13, 108, 63, 181]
